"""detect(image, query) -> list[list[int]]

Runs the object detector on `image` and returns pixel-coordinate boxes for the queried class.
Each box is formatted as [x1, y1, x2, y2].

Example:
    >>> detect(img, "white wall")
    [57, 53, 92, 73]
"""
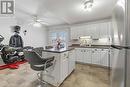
[0, 17, 17, 45]
[21, 24, 47, 47]
[0, 17, 47, 48]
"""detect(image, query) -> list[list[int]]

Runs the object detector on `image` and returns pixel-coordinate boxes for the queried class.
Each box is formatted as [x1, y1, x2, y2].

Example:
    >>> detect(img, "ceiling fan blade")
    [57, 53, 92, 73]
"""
[39, 21, 49, 25]
[27, 22, 34, 26]
[26, 20, 34, 22]
[37, 20, 45, 22]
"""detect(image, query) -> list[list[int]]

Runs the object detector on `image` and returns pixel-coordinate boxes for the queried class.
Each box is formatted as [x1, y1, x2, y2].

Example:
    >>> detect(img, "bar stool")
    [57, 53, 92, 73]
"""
[23, 49, 55, 87]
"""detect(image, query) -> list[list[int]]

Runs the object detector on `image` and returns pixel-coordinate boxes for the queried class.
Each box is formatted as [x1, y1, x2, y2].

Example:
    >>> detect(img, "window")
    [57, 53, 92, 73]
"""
[49, 31, 68, 48]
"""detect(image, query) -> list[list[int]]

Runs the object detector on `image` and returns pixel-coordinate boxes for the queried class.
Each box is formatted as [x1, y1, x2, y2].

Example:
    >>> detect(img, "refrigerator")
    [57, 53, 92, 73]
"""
[111, 0, 130, 87]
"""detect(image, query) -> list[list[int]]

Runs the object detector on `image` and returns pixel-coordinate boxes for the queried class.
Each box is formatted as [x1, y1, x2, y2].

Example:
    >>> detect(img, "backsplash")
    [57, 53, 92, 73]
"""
[69, 37, 111, 46]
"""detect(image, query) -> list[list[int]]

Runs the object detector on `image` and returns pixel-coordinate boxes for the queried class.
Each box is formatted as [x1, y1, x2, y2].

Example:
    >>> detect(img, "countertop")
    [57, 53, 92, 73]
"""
[43, 47, 75, 53]
[69, 44, 112, 49]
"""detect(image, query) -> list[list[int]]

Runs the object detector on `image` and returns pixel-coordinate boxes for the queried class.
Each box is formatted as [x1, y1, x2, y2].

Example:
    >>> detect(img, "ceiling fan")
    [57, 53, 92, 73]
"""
[27, 15, 49, 27]
[15, 3, 52, 27]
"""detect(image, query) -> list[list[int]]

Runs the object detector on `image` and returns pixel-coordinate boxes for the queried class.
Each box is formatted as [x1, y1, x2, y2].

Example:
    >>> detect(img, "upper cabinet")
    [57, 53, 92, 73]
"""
[70, 21, 112, 39]
[91, 24, 100, 39]
[99, 22, 109, 38]
[71, 27, 79, 39]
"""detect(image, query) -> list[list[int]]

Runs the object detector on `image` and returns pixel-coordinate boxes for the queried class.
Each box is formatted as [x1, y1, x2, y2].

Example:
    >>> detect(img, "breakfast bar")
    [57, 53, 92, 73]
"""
[42, 48, 75, 87]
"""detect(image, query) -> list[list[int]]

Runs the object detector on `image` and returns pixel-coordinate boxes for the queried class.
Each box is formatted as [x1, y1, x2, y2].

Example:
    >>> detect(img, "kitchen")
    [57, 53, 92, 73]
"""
[0, 0, 129, 87]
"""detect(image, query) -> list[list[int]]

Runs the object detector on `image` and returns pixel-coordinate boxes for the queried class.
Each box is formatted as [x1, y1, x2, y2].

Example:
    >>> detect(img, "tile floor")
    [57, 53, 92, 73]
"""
[0, 63, 110, 87]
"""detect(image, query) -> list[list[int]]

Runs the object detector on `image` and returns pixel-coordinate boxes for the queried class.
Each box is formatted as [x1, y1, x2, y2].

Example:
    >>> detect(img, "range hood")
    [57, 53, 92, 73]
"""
[79, 36, 91, 39]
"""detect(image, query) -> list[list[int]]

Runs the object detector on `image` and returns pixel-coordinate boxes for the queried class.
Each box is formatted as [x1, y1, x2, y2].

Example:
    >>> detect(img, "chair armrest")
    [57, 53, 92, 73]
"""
[42, 56, 54, 63]
[43, 56, 55, 70]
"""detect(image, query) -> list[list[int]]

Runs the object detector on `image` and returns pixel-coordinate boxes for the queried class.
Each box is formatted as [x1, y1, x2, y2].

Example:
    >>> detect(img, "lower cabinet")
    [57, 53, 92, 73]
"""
[75, 48, 84, 62]
[42, 50, 75, 87]
[100, 49, 109, 67]
[68, 50, 75, 74]
[83, 49, 92, 64]
[60, 52, 69, 82]
[91, 49, 101, 65]
[76, 48, 92, 64]
[76, 48, 110, 67]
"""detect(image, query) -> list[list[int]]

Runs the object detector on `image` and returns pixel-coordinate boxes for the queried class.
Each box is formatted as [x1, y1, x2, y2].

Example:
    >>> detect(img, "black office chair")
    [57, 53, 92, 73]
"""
[33, 47, 44, 57]
[23, 49, 55, 87]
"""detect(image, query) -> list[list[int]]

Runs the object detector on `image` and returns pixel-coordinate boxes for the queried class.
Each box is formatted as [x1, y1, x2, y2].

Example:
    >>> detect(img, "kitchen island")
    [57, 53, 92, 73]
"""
[43, 47, 74, 53]
[42, 48, 75, 87]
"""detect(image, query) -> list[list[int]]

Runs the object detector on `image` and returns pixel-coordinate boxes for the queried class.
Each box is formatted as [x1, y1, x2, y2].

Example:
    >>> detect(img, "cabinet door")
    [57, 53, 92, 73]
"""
[91, 49, 101, 65]
[61, 58, 68, 81]
[70, 27, 79, 39]
[71, 26, 84, 39]
[61, 52, 69, 81]
[100, 49, 109, 67]
[84, 49, 92, 64]
[110, 49, 114, 67]
[78, 26, 85, 36]
[99, 22, 109, 38]
[68, 50, 75, 74]
[91, 24, 100, 39]
[75, 49, 84, 62]
[107, 22, 112, 37]
[84, 25, 93, 36]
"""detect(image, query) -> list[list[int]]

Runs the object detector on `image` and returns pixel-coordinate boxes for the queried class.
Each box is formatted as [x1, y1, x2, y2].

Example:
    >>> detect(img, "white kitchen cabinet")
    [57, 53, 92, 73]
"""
[91, 24, 100, 39]
[91, 49, 101, 65]
[83, 49, 92, 64]
[99, 22, 109, 38]
[71, 26, 84, 39]
[108, 22, 112, 37]
[100, 49, 109, 67]
[108, 22, 113, 44]
[76, 48, 92, 64]
[75, 48, 84, 62]
[70, 27, 78, 39]
[70, 21, 112, 40]
[42, 51, 75, 87]
[84, 26, 93, 36]
[76, 48, 110, 67]
[60, 52, 69, 81]
[68, 50, 75, 74]
[75, 48, 109, 67]
[110, 49, 114, 67]
[91, 48, 109, 67]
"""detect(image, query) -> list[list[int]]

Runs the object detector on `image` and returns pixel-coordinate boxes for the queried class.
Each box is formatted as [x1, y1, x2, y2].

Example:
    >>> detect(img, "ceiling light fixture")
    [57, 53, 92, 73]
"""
[84, 0, 93, 12]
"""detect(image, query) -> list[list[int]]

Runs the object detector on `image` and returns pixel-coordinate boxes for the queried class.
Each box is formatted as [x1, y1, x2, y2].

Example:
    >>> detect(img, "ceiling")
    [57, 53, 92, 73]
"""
[15, 0, 117, 26]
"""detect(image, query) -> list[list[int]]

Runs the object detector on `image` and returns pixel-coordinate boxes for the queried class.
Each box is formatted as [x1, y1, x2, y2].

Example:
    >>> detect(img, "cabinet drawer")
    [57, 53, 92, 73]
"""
[61, 52, 69, 59]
